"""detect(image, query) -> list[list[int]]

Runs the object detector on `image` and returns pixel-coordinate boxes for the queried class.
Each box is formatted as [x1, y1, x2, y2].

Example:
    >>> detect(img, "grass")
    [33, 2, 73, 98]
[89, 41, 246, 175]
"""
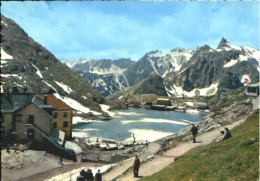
[140, 109, 259, 181]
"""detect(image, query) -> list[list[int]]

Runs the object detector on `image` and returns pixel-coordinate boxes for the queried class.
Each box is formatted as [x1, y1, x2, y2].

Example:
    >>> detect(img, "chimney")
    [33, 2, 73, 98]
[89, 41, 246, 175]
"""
[44, 94, 48, 105]
[12, 86, 19, 94]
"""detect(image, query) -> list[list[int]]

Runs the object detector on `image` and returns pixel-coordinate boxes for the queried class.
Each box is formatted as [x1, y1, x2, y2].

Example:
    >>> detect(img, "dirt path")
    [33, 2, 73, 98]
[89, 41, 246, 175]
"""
[104, 118, 246, 181]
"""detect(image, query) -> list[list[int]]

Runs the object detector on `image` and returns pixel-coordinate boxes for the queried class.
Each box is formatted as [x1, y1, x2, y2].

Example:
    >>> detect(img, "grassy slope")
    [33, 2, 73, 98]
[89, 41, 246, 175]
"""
[141, 109, 259, 181]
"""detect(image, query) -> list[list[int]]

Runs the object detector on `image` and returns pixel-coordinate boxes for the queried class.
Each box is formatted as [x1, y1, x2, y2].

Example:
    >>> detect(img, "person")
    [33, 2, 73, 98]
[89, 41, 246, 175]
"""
[95, 169, 102, 181]
[223, 127, 232, 140]
[216, 131, 225, 142]
[86, 169, 94, 181]
[76, 169, 85, 181]
[190, 123, 198, 143]
[58, 140, 66, 165]
[133, 155, 140, 177]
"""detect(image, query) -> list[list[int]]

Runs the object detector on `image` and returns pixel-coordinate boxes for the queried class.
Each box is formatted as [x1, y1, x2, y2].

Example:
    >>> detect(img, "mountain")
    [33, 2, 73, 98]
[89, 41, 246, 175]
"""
[164, 38, 260, 97]
[66, 38, 259, 99]
[107, 72, 168, 101]
[68, 49, 193, 96]
[1, 15, 105, 113]
[69, 58, 134, 96]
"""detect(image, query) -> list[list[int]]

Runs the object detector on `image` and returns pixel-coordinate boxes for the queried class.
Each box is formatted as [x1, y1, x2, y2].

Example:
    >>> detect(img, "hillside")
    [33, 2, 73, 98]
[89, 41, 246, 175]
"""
[67, 38, 259, 98]
[71, 58, 134, 96]
[141, 109, 259, 181]
[1, 15, 105, 112]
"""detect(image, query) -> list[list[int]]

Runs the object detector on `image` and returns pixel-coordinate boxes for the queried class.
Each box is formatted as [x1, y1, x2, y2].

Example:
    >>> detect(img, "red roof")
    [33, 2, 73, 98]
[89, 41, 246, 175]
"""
[36, 94, 73, 110]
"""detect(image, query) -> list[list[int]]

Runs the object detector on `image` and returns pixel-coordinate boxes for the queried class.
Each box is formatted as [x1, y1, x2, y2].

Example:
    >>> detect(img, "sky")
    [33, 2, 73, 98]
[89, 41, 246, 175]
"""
[1, 1, 259, 61]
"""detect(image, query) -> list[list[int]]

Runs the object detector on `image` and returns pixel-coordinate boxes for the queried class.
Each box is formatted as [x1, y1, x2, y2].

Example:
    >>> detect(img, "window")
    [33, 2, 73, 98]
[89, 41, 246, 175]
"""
[63, 112, 67, 118]
[53, 112, 57, 118]
[63, 121, 68, 128]
[53, 122, 57, 128]
[28, 115, 34, 124]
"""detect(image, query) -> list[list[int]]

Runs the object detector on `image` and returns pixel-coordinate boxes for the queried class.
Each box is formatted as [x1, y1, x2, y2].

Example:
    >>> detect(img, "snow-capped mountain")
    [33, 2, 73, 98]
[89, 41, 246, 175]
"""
[1, 15, 105, 113]
[70, 59, 134, 96]
[68, 49, 194, 96]
[124, 48, 194, 87]
[164, 38, 260, 97]
[67, 37, 259, 98]
[61, 58, 89, 68]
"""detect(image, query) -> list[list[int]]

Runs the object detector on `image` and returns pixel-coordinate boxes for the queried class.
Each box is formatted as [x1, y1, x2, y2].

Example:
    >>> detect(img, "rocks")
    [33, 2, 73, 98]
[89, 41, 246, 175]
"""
[1, 150, 48, 169]
[204, 124, 222, 132]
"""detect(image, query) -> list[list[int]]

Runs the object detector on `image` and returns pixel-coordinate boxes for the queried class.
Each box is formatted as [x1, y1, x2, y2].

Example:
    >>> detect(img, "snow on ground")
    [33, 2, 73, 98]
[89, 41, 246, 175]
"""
[121, 118, 188, 126]
[41, 81, 101, 115]
[124, 129, 173, 142]
[53, 93, 101, 115]
[31, 64, 43, 78]
[148, 58, 160, 76]
[65, 141, 82, 154]
[44, 163, 115, 181]
[73, 116, 95, 124]
[186, 109, 200, 114]
[1, 74, 19, 78]
[226, 42, 242, 51]
[100, 104, 115, 117]
[72, 128, 100, 138]
[1, 20, 8, 27]
[1, 47, 13, 60]
[167, 83, 219, 97]
[55, 81, 73, 94]
[224, 59, 238, 68]
[113, 111, 145, 117]
[89, 64, 126, 75]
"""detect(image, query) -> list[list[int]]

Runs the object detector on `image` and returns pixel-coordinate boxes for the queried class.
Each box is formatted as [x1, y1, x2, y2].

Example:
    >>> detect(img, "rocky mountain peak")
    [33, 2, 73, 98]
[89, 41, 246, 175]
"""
[217, 37, 229, 49]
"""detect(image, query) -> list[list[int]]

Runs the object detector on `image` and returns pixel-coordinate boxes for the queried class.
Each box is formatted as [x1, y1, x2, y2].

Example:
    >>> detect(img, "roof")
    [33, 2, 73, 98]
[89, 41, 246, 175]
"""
[245, 83, 260, 88]
[1, 94, 35, 113]
[36, 94, 73, 110]
[1, 93, 53, 117]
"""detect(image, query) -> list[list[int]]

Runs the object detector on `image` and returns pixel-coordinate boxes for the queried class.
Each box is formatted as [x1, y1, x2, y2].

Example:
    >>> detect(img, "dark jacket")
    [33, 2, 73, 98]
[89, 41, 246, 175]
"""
[95, 172, 102, 181]
[191, 125, 198, 135]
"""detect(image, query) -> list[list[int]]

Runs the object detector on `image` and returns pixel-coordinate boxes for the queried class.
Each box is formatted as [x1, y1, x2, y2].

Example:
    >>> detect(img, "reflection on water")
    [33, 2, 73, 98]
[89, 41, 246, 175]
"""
[72, 108, 204, 142]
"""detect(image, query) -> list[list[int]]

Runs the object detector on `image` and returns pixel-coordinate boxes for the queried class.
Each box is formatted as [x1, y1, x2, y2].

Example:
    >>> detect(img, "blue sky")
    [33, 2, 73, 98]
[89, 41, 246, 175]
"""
[2, 1, 259, 61]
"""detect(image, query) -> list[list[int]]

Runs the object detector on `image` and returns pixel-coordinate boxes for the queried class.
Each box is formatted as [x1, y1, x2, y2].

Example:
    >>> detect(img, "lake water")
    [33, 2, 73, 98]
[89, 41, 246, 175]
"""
[72, 108, 204, 142]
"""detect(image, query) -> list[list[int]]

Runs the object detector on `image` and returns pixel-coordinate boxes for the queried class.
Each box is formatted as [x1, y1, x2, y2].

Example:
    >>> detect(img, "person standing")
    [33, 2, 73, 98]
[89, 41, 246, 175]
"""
[133, 155, 140, 177]
[95, 169, 102, 181]
[58, 140, 66, 165]
[190, 123, 198, 143]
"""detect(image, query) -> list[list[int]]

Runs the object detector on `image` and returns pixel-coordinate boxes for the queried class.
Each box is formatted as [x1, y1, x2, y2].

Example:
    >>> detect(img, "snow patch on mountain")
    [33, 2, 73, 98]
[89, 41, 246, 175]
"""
[224, 59, 238, 68]
[54, 94, 101, 115]
[1, 47, 13, 60]
[166, 82, 219, 97]
[89, 64, 127, 75]
[31, 64, 43, 78]
[61, 59, 88, 68]
[148, 58, 160, 76]
[55, 81, 73, 94]
[1, 20, 8, 27]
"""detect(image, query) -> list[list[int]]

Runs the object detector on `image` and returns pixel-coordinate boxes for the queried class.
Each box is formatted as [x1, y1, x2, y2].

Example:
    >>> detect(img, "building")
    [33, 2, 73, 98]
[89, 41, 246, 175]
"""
[36, 94, 73, 139]
[156, 98, 172, 106]
[1, 93, 53, 144]
[245, 83, 259, 96]
[1, 91, 73, 146]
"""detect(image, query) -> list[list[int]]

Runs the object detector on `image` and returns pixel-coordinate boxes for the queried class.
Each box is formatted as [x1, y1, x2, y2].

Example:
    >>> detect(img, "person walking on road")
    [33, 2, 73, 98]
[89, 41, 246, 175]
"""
[191, 123, 198, 143]
[133, 155, 140, 177]
[95, 169, 102, 181]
